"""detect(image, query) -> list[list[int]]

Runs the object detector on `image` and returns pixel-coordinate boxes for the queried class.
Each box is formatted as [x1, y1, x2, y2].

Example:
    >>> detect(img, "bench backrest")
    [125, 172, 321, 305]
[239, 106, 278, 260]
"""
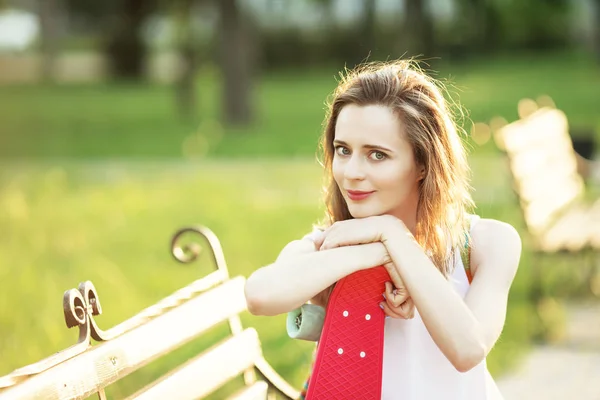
[495, 107, 584, 236]
[0, 226, 298, 400]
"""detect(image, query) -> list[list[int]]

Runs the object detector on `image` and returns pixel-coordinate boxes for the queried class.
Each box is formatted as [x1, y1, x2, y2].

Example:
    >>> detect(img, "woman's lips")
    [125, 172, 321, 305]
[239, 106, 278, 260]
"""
[347, 190, 375, 201]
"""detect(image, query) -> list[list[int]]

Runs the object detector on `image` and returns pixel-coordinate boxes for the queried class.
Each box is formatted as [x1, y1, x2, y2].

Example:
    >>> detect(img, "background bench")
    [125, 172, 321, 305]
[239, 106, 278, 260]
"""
[0, 226, 299, 400]
[494, 104, 600, 305]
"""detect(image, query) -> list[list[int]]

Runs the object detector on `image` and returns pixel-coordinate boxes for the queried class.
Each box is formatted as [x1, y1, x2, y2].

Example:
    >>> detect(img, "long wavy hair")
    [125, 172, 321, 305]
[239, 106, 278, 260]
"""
[318, 60, 474, 276]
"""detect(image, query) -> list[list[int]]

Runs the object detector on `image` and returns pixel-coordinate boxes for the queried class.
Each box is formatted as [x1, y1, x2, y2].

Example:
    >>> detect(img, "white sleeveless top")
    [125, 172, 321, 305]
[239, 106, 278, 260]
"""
[303, 215, 503, 399]
[381, 215, 504, 399]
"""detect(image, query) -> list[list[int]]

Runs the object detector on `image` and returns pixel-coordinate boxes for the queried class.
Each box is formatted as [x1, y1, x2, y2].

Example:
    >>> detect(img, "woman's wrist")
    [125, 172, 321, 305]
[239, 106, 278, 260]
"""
[380, 216, 412, 245]
[356, 242, 390, 272]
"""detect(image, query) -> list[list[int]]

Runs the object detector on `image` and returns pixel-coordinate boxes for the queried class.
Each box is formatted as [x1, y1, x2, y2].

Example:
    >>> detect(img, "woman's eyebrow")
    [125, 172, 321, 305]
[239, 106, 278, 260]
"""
[334, 140, 393, 153]
[363, 144, 394, 152]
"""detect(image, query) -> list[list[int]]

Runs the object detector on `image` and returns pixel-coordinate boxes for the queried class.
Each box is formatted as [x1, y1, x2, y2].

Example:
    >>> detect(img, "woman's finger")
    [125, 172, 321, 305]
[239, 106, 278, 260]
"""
[384, 281, 394, 297]
[393, 283, 409, 299]
[380, 301, 406, 319]
[383, 282, 410, 309]
[383, 263, 408, 298]
[382, 296, 415, 319]
[381, 294, 414, 319]
[320, 232, 352, 250]
[391, 286, 409, 307]
[319, 220, 382, 250]
[397, 298, 415, 319]
[383, 282, 401, 307]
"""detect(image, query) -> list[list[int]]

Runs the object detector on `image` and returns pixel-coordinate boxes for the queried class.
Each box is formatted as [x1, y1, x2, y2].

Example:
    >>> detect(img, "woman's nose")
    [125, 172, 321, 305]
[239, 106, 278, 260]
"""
[344, 155, 366, 180]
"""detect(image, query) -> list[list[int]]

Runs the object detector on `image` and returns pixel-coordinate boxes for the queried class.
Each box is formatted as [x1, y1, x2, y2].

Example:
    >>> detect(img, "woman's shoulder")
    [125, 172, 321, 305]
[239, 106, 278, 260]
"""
[470, 217, 521, 270]
[471, 217, 520, 244]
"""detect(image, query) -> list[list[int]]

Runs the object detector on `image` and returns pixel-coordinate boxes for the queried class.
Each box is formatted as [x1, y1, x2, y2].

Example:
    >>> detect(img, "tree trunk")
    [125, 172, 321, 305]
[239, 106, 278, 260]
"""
[174, 0, 197, 120]
[461, 0, 499, 53]
[482, 1, 500, 52]
[37, 0, 62, 82]
[403, 0, 434, 58]
[217, 0, 253, 126]
[105, 0, 152, 80]
[360, 0, 377, 59]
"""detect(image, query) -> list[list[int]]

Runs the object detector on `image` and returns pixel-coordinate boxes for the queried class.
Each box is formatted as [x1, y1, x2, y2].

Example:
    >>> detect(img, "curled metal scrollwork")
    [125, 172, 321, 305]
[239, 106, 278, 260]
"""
[0, 281, 110, 389]
[63, 281, 115, 343]
[170, 226, 230, 278]
[171, 228, 203, 263]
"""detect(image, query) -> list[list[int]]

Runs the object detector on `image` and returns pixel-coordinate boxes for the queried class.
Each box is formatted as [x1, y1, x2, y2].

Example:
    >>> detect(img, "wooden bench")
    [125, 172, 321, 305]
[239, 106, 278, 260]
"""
[494, 104, 600, 301]
[0, 226, 300, 400]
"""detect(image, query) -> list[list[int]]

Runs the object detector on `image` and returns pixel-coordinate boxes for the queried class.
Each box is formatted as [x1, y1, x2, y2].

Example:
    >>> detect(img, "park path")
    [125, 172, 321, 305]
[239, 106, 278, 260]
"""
[497, 301, 600, 399]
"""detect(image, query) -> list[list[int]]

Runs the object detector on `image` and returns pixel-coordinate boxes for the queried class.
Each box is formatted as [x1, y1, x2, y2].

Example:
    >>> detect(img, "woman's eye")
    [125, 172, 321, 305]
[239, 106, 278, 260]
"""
[335, 146, 350, 156]
[369, 151, 387, 161]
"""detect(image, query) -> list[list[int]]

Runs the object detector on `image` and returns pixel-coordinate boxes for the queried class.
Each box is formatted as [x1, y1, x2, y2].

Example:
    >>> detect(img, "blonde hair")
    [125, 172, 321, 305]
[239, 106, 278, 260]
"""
[318, 60, 474, 276]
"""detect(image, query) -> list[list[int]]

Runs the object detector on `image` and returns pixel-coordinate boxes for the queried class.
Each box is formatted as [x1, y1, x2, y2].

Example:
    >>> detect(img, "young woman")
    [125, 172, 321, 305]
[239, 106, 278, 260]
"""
[244, 60, 521, 399]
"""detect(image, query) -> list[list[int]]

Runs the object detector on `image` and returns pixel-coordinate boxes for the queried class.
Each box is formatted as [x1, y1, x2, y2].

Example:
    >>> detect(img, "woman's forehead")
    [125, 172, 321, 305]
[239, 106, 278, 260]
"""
[335, 104, 408, 148]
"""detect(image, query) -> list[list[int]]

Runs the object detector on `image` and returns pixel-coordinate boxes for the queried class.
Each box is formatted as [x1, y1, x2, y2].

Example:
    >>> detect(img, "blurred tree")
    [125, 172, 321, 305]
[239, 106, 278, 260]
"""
[495, 0, 571, 50]
[311, 0, 336, 26]
[310, 0, 376, 65]
[216, 0, 254, 126]
[173, 0, 198, 120]
[360, 0, 377, 61]
[65, 0, 158, 80]
[455, 0, 500, 53]
[594, 0, 600, 62]
[37, 0, 64, 82]
[104, 0, 156, 80]
[403, 0, 434, 57]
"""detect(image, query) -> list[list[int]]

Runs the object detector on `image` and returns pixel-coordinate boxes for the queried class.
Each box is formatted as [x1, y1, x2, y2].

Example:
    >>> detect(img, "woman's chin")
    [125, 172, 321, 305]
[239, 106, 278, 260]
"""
[348, 205, 380, 219]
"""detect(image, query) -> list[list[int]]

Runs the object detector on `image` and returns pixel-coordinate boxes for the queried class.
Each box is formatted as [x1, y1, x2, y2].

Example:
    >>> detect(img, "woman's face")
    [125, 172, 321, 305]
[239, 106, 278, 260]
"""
[332, 104, 423, 220]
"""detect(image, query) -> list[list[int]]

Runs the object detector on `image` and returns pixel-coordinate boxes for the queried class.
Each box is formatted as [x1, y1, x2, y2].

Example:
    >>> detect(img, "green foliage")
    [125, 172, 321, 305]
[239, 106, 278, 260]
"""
[442, 0, 572, 56]
[494, 0, 572, 50]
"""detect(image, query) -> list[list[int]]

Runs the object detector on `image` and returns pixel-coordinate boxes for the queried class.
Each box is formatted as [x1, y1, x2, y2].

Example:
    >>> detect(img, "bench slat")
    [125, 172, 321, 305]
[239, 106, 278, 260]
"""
[130, 328, 263, 400]
[523, 176, 584, 233]
[538, 206, 590, 251]
[0, 276, 248, 400]
[513, 154, 578, 188]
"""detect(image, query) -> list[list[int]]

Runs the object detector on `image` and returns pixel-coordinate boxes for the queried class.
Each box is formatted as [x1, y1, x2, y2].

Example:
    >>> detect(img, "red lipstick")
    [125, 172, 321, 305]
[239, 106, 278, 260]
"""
[347, 190, 374, 201]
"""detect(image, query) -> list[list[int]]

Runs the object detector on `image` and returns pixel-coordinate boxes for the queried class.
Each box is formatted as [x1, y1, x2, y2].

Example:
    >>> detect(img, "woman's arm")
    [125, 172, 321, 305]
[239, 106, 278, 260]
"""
[383, 218, 521, 372]
[244, 238, 391, 316]
[318, 216, 521, 372]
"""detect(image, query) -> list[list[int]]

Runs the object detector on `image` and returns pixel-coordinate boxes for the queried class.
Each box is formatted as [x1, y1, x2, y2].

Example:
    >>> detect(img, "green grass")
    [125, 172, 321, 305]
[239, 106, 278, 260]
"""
[0, 51, 598, 159]
[0, 155, 591, 398]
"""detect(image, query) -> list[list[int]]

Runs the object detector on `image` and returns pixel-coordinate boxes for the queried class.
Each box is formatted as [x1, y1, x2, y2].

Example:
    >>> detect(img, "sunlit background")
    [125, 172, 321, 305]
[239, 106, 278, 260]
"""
[0, 0, 599, 398]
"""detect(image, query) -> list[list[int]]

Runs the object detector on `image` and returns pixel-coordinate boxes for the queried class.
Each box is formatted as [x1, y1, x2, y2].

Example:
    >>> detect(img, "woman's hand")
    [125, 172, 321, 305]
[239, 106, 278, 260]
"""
[314, 216, 415, 311]
[380, 281, 415, 319]
[316, 215, 410, 250]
